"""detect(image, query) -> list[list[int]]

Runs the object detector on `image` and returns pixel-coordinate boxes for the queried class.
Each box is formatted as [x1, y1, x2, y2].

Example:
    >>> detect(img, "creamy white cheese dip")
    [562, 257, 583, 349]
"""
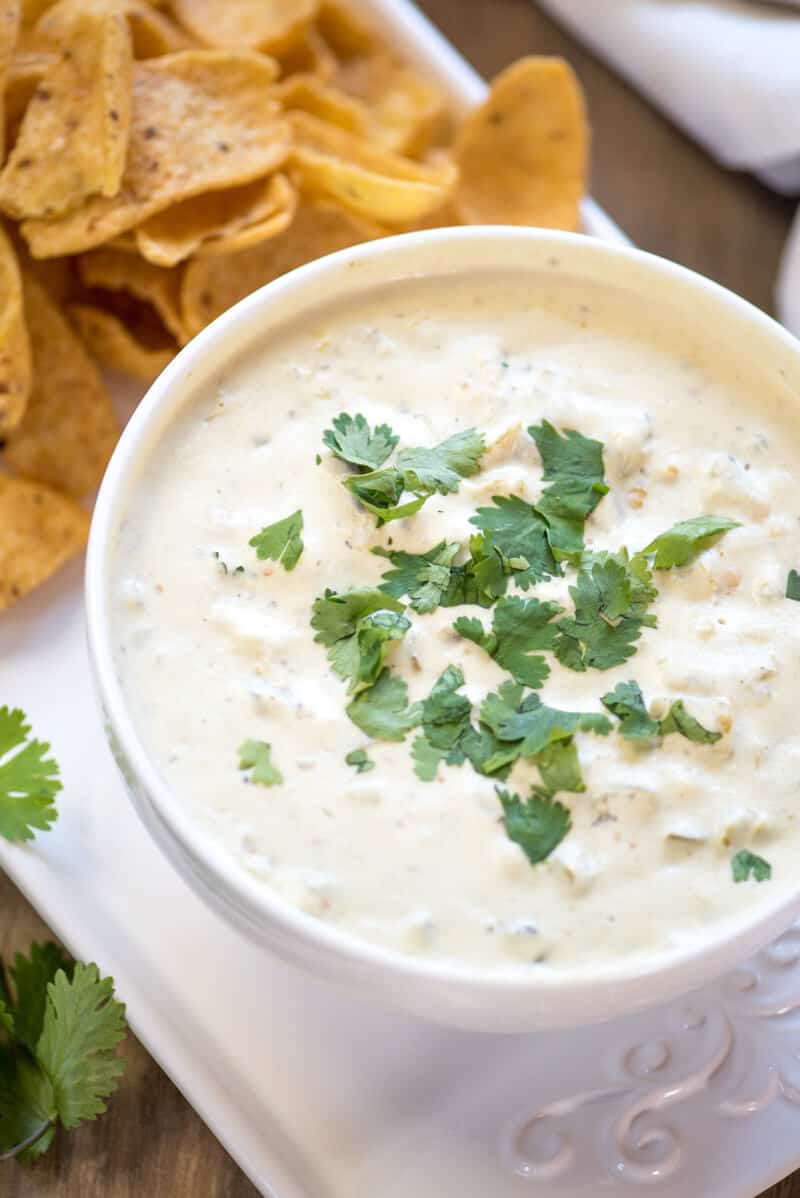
[112, 270, 800, 972]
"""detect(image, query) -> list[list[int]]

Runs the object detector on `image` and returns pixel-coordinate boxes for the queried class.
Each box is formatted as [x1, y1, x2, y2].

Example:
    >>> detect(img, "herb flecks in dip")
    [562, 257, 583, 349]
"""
[113, 273, 800, 972]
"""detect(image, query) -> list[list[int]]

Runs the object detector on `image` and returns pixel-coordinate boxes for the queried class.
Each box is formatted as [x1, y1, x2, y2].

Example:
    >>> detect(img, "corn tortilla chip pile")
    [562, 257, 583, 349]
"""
[0, 0, 589, 612]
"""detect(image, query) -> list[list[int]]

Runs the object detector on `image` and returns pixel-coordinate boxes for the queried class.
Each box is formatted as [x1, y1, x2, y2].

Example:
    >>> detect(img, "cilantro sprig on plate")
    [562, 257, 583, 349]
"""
[0, 707, 61, 843]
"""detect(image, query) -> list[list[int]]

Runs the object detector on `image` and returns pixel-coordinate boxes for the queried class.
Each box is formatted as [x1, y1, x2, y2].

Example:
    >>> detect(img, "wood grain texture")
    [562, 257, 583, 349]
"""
[0, 1, 796, 1194]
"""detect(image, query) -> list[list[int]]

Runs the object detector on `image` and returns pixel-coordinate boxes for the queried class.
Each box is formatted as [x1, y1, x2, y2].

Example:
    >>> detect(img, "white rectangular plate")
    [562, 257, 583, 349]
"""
[14, 7, 798, 1198]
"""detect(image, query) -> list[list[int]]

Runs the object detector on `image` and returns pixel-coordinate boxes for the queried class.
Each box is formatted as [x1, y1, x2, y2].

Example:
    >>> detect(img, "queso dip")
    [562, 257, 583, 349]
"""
[112, 270, 800, 972]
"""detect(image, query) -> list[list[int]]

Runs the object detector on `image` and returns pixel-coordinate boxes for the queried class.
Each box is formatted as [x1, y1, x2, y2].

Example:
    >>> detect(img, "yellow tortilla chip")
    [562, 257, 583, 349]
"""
[171, 0, 318, 56]
[276, 74, 368, 135]
[0, 1, 20, 165]
[121, 0, 195, 58]
[4, 271, 118, 495]
[20, 50, 288, 257]
[0, 0, 132, 220]
[315, 0, 377, 60]
[336, 52, 448, 158]
[3, 33, 55, 150]
[135, 172, 296, 267]
[276, 27, 337, 82]
[453, 57, 588, 230]
[69, 303, 175, 383]
[0, 476, 90, 611]
[288, 111, 457, 225]
[181, 199, 384, 336]
[0, 223, 31, 434]
[78, 247, 187, 342]
[20, 0, 55, 27]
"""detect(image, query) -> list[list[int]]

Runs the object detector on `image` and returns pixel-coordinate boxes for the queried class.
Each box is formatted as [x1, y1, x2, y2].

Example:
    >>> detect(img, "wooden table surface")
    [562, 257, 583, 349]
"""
[2, 1, 797, 1195]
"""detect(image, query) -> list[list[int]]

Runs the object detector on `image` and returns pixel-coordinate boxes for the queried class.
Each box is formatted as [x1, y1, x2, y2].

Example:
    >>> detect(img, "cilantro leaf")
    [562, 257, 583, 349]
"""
[658, 700, 721, 745]
[374, 541, 461, 613]
[554, 550, 658, 672]
[322, 413, 398, 470]
[0, 708, 60, 843]
[345, 748, 375, 774]
[0, 1053, 54, 1161]
[9, 945, 73, 1055]
[311, 588, 409, 694]
[480, 681, 611, 758]
[237, 739, 283, 786]
[496, 787, 571, 866]
[469, 495, 559, 588]
[731, 849, 771, 883]
[346, 670, 421, 741]
[535, 739, 585, 794]
[787, 569, 800, 601]
[641, 515, 740, 569]
[36, 963, 126, 1130]
[600, 681, 660, 740]
[459, 724, 516, 779]
[529, 421, 608, 560]
[249, 509, 304, 571]
[343, 467, 428, 526]
[419, 666, 472, 751]
[411, 735, 446, 781]
[454, 595, 562, 688]
[397, 428, 485, 494]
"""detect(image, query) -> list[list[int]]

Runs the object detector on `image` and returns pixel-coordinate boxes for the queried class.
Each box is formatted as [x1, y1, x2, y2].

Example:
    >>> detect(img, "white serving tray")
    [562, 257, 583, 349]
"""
[2, 3, 799, 1196]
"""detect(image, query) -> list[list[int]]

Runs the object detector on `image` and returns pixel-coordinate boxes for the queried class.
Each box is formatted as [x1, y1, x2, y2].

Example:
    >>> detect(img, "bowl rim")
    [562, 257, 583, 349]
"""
[86, 224, 800, 1000]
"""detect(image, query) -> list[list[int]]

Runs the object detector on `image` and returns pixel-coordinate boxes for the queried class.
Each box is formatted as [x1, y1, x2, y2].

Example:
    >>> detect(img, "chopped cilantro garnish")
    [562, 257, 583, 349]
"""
[528, 421, 608, 560]
[600, 681, 660, 739]
[237, 739, 283, 786]
[345, 748, 375, 774]
[553, 550, 658, 671]
[213, 551, 244, 575]
[0, 707, 60, 843]
[496, 786, 571, 866]
[0, 950, 126, 1160]
[602, 682, 721, 744]
[454, 595, 562, 688]
[731, 849, 771, 883]
[311, 588, 409, 694]
[346, 670, 421, 741]
[343, 467, 428, 525]
[396, 428, 486, 494]
[787, 569, 800, 601]
[469, 495, 558, 588]
[343, 429, 485, 526]
[535, 739, 586, 794]
[641, 515, 740, 569]
[374, 540, 461, 613]
[658, 700, 721, 744]
[249, 509, 304, 572]
[459, 723, 516, 779]
[411, 666, 472, 780]
[480, 681, 611, 759]
[322, 413, 398, 471]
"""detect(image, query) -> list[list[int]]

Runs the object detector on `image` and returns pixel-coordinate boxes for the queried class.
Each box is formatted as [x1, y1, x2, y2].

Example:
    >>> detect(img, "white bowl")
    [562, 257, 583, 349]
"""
[86, 226, 800, 1032]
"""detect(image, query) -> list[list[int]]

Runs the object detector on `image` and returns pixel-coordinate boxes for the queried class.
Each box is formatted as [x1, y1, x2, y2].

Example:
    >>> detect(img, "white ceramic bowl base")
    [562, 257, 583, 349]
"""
[87, 226, 800, 1034]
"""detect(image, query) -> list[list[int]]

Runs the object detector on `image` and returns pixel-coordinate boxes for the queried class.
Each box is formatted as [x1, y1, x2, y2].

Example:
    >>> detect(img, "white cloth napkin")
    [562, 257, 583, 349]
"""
[537, 0, 800, 335]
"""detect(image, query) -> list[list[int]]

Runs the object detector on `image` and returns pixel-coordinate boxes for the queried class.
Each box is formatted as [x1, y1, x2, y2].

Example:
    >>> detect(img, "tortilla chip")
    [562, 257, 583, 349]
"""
[78, 246, 187, 342]
[335, 52, 448, 158]
[0, 223, 31, 434]
[276, 73, 368, 135]
[0, 1, 20, 165]
[0, 0, 132, 220]
[0, 475, 90, 611]
[288, 111, 457, 225]
[20, 0, 55, 27]
[4, 271, 118, 495]
[135, 172, 296, 267]
[171, 0, 318, 56]
[453, 57, 588, 230]
[276, 27, 337, 82]
[121, 0, 195, 58]
[20, 50, 288, 257]
[316, 0, 377, 60]
[69, 303, 175, 383]
[3, 32, 55, 150]
[181, 198, 384, 336]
